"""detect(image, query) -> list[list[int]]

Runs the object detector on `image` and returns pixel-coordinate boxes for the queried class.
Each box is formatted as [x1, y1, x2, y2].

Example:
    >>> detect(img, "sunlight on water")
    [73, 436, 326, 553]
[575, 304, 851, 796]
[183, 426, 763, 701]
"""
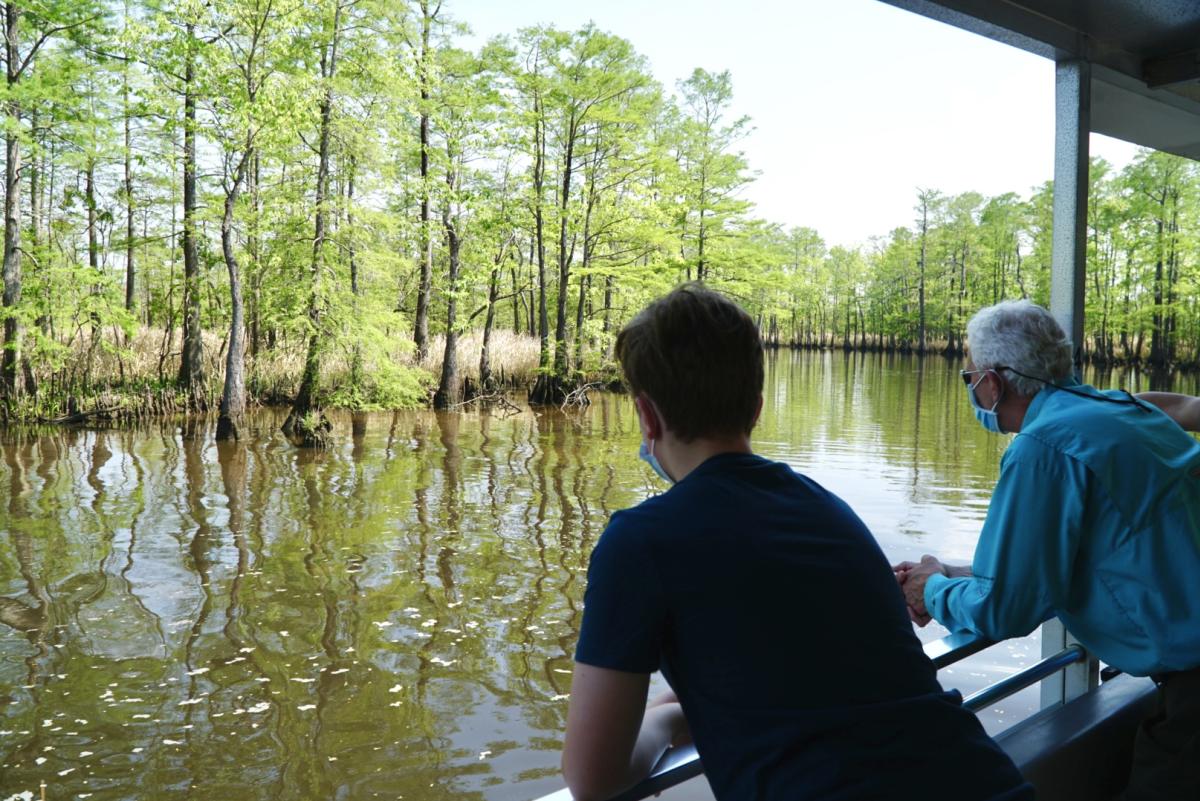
[0, 351, 1192, 800]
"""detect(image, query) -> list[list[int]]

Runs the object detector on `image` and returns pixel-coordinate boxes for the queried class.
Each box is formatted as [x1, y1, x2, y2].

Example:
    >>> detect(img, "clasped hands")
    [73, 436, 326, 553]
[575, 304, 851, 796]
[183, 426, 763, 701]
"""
[891, 554, 949, 627]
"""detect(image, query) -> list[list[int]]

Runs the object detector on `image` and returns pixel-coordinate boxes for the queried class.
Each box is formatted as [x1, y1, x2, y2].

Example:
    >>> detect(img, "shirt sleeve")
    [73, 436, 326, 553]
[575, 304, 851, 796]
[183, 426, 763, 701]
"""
[925, 436, 1088, 640]
[574, 510, 667, 673]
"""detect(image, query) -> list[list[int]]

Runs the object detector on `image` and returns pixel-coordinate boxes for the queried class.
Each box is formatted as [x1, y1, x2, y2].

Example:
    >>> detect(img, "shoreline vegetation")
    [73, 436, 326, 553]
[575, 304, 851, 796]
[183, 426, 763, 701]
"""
[5, 324, 1187, 429]
[0, 4, 1197, 437]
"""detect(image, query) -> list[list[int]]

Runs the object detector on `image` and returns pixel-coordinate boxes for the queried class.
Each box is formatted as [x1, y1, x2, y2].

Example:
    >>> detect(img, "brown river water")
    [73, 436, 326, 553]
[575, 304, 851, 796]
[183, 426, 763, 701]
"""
[1, 351, 1193, 800]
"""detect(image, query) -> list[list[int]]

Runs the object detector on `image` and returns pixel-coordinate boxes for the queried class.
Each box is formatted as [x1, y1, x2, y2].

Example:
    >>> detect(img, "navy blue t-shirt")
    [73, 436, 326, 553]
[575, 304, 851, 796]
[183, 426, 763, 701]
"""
[576, 452, 1031, 801]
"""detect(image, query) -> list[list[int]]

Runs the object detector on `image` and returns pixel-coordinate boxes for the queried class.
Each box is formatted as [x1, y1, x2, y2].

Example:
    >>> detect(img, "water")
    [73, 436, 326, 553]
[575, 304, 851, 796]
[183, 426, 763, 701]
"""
[0, 351, 1192, 800]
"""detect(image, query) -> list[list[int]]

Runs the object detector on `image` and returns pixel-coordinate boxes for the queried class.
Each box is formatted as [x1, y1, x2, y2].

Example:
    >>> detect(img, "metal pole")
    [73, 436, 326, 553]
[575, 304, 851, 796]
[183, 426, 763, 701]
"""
[1040, 620, 1099, 707]
[1049, 59, 1090, 364]
[964, 645, 1085, 713]
[1043, 59, 1100, 708]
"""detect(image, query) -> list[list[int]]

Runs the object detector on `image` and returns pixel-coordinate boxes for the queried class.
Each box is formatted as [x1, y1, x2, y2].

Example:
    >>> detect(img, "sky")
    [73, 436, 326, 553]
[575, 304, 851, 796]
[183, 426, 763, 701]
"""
[451, 0, 1142, 248]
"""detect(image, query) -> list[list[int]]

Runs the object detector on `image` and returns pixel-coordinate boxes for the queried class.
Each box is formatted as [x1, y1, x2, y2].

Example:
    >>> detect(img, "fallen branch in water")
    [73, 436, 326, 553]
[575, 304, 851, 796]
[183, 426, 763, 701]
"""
[561, 382, 600, 410]
[451, 392, 523, 416]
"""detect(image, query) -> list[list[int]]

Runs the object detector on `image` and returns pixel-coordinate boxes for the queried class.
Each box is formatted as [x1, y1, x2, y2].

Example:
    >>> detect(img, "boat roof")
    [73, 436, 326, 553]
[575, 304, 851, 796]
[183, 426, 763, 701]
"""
[879, 0, 1200, 161]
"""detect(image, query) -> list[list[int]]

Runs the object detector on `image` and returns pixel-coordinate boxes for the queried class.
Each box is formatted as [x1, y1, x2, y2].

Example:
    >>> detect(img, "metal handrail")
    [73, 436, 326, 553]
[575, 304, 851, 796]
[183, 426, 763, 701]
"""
[532, 633, 1086, 801]
[962, 644, 1085, 713]
[534, 745, 705, 801]
[925, 630, 994, 668]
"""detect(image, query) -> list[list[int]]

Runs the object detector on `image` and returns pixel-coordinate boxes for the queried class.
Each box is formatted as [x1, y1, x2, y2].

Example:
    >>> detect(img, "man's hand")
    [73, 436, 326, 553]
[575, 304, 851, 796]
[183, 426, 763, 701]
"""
[892, 555, 950, 626]
[649, 700, 691, 748]
[645, 689, 691, 746]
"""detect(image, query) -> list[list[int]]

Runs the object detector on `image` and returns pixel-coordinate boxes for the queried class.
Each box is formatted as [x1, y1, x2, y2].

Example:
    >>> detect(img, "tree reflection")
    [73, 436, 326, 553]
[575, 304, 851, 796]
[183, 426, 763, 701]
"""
[0, 353, 1069, 800]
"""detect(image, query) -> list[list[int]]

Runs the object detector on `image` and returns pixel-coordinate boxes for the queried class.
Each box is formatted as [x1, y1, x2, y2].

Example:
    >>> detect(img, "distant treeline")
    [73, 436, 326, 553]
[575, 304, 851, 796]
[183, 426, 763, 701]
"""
[766, 155, 1200, 368]
[0, 2, 1195, 431]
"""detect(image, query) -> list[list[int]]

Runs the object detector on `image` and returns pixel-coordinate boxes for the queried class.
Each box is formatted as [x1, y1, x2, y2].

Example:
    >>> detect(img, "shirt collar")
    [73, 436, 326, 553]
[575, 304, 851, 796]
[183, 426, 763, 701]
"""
[1019, 375, 1083, 430]
[681, 450, 762, 482]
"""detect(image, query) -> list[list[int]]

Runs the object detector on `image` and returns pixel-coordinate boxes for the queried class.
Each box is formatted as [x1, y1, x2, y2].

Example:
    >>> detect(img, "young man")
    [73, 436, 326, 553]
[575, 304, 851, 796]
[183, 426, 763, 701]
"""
[562, 283, 1031, 801]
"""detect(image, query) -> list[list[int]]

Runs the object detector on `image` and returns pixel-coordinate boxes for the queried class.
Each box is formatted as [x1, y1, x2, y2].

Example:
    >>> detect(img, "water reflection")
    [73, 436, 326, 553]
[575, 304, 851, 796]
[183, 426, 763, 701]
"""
[0, 353, 1195, 800]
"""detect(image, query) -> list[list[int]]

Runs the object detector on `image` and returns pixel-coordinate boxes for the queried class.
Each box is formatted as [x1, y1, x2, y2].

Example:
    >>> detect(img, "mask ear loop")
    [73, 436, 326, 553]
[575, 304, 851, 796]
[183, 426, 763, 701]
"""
[971, 369, 1004, 412]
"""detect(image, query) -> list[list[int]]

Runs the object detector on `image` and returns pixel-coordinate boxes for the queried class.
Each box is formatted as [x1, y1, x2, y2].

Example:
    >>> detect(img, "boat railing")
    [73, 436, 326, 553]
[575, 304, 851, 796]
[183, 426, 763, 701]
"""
[531, 631, 1093, 801]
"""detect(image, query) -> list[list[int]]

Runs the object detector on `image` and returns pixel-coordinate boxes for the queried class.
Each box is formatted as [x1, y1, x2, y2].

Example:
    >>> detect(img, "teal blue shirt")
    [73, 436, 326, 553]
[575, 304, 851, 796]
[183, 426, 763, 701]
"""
[926, 381, 1200, 676]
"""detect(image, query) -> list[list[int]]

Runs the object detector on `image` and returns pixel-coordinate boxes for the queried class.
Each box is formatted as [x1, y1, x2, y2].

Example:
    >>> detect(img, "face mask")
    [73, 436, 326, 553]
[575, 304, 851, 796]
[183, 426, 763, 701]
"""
[967, 373, 1004, 434]
[639, 439, 673, 483]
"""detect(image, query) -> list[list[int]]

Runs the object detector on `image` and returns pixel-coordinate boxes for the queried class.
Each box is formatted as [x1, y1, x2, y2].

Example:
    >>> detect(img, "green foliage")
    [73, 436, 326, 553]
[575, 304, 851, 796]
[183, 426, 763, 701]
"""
[3, 1, 1199, 423]
[758, 154, 1200, 364]
[327, 361, 432, 411]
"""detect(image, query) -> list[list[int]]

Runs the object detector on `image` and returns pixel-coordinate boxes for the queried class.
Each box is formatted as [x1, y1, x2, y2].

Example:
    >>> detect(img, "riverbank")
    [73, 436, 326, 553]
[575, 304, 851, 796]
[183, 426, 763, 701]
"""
[768, 335, 1200, 372]
[4, 326, 1191, 426]
[0, 327, 543, 425]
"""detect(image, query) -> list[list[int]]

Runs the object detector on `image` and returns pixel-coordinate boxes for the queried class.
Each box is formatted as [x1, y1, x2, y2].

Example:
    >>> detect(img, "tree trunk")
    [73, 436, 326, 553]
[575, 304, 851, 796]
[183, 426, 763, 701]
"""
[124, 55, 135, 313]
[86, 161, 100, 323]
[178, 22, 206, 406]
[529, 102, 553, 403]
[527, 237, 536, 337]
[26, 108, 41, 396]
[574, 157, 600, 371]
[28, 109, 38, 251]
[411, 0, 435, 363]
[916, 196, 928, 354]
[1150, 217, 1166, 366]
[603, 274, 613, 335]
[480, 264, 499, 392]
[347, 155, 362, 388]
[283, 4, 341, 447]
[551, 118, 576, 382]
[249, 152, 261, 358]
[957, 243, 968, 354]
[216, 147, 251, 442]
[510, 261, 521, 334]
[433, 209, 461, 409]
[1165, 200, 1179, 364]
[2, 3, 23, 399]
[574, 271, 587, 370]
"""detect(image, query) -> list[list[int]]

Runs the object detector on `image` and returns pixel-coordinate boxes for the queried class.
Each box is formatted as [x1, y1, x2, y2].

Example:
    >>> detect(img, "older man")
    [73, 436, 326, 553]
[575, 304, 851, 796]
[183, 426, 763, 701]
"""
[896, 299, 1200, 801]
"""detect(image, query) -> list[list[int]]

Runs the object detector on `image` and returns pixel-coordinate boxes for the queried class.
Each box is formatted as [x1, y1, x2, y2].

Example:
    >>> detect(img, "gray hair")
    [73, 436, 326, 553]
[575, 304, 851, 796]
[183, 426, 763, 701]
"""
[965, 300, 1073, 397]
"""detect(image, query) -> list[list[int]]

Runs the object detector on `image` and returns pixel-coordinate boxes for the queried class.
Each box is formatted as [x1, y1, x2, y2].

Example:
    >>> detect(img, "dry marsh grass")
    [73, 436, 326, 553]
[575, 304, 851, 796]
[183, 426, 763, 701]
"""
[417, 329, 541, 386]
[22, 325, 543, 419]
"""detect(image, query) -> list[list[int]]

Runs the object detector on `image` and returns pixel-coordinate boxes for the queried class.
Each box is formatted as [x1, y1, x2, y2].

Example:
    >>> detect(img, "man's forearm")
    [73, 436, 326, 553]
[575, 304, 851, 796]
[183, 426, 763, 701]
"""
[567, 704, 685, 801]
[1138, 391, 1200, 432]
[946, 564, 973, 579]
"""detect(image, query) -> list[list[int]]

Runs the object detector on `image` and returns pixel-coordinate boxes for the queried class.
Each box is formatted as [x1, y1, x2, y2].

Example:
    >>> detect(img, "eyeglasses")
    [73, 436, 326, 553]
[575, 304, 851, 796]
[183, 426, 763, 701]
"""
[960, 365, 1151, 411]
[960, 367, 1003, 387]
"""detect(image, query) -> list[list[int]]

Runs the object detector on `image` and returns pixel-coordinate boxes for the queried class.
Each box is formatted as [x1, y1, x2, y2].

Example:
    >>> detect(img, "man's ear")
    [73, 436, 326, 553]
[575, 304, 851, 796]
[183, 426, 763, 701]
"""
[634, 394, 663, 440]
[752, 394, 764, 427]
[987, 369, 1007, 403]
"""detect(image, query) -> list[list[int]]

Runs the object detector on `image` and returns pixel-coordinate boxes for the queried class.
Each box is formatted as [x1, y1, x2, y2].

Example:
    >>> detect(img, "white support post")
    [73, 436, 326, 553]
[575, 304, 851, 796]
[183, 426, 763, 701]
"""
[1049, 59, 1090, 367]
[1040, 620, 1100, 707]
[1042, 59, 1100, 708]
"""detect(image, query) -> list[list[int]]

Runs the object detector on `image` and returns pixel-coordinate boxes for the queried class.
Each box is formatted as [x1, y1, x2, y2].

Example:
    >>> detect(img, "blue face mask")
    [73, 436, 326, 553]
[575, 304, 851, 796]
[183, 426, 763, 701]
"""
[639, 440, 673, 483]
[966, 373, 1004, 434]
